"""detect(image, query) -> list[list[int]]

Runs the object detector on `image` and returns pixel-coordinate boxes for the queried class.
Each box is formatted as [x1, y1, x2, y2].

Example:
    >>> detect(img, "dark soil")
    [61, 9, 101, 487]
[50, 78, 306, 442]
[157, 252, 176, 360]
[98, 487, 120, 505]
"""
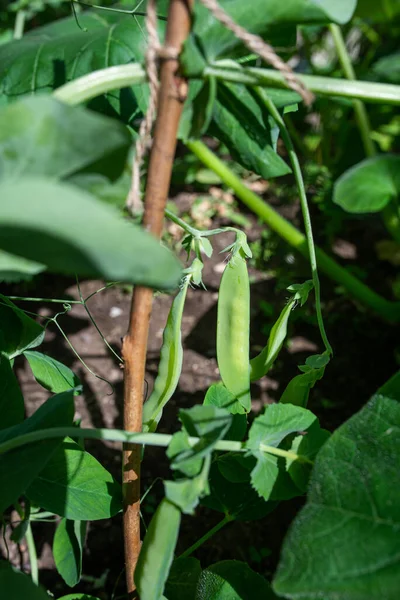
[2, 192, 398, 599]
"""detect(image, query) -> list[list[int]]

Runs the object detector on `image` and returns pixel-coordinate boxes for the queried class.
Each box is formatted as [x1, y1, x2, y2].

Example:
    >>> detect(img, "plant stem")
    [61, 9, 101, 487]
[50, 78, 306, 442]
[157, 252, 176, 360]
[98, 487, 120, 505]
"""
[121, 1, 193, 595]
[25, 523, 38, 585]
[329, 24, 400, 244]
[186, 140, 400, 321]
[13, 10, 26, 40]
[178, 515, 232, 559]
[254, 88, 332, 355]
[53, 64, 146, 105]
[204, 64, 400, 105]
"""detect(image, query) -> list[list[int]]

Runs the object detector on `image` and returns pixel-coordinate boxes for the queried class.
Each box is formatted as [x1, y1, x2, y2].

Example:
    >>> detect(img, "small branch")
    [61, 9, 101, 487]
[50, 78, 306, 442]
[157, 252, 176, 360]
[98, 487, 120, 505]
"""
[121, 1, 194, 595]
[25, 524, 38, 585]
[13, 10, 26, 40]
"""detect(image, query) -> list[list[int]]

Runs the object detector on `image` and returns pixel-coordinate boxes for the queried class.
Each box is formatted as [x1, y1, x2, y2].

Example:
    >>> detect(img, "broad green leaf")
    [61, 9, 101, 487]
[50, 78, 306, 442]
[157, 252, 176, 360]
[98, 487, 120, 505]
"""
[196, 560, 277, 600]
[27, 439, 122, 520]
[273, 394, 400, 600]
[0, 177, 181, 289]
[216, 452, 255, 484]
[135, 499, 181, 600]
[286, 422, 330, 492]
[210, 82, 291, 180]
[0, 561, 49, 600]
[333, 155, 400, 214]
[203, 384, 247, 440]
[53, 518, 86, 587]
[0, 390, 74, 515]
[0, 11, 154, 116]
[165, 557, 202, 600]
[201, 461, 277, 521]
[0, 249, 45, 283]
[0, 294, 44, 359]
[247, 403, 318, 500]
[250, 298, 296, 381]
[0, 96, 130, 181]
[24, 351, 81, 394]
[0, 354, 24, 429]
[372, 53, 400, 84]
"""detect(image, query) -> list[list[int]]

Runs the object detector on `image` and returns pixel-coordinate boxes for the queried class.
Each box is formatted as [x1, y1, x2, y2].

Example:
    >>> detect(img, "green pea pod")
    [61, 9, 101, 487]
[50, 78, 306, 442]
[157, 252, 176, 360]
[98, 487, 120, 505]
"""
[250, 297, 296, 382]
[217, 250, 251, 413]
[142, 277, 190, 433]
[135, 498, 181, 600]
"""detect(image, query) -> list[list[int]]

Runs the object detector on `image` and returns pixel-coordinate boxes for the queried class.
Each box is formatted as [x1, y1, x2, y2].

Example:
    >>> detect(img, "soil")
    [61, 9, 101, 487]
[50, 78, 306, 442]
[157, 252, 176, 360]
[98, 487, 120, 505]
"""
[1, 191, 398, 599]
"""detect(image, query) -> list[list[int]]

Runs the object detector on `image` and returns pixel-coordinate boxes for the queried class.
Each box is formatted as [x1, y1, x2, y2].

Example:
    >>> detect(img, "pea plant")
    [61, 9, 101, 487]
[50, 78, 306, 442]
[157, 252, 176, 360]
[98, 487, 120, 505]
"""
[0, 1, 400, 599]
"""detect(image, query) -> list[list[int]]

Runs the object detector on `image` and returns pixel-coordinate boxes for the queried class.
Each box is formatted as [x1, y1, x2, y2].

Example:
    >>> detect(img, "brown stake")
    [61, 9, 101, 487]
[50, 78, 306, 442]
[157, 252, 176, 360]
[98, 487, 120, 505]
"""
[121, 0, 193, 596]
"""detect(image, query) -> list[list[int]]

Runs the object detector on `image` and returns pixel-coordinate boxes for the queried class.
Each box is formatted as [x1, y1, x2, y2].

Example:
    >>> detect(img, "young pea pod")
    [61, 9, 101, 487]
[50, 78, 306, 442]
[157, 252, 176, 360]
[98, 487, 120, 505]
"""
[217, 241, 251, 413]
[143, 259, 203, 433]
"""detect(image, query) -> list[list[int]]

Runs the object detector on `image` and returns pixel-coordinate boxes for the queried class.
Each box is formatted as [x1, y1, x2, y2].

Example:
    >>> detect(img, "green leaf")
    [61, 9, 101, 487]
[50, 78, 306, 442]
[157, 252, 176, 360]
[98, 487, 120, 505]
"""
[286, 422, 330, 493]
[0, 354, 24, 430]
[165, 557, 202, 600]
[0, 250, 45, 283]
[53, 518, 86, 587]
[24, 351, 81, 394]
[356, 0, 400, 22]
[0, 390, 74, 515]
[27, 438, 122, 520]
[195, 560, 277, 600]
[0, 177, 181, 289]
[279, 367, 325, 407]
[273, 394, 400, 600]
[250, 297, 296, 382]
[135, 498, 181, 600]
[0, 96, 130, 181]
[0, 561, 49, 600]
[333, 155, 400, 214]
[372, 53, 400, 84]
[188, 78, 217, 140]
[0, 12, 155, 117]
[165, 455, 211, 514]
[247, 403, 318, 500]
[210, 82, 291, 180]
[0, 294, 44, 359]
[201, 461, 277, 521]
[203, 384, 247, 440]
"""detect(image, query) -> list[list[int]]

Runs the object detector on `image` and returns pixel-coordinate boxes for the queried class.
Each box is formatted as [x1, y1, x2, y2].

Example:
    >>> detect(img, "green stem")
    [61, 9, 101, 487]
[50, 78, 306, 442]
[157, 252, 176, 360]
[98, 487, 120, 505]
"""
[0, 427, 306, 463]
[13, 10, 26, 40]
[53, 64, 146, 105]
[178, 515, 232, 559]
[25, 524, 38, 585]
[254, 88, 332, 355]
[186, 140, 400, 321]
[204, 64, 400, 105]
[329, 25, 376, 158]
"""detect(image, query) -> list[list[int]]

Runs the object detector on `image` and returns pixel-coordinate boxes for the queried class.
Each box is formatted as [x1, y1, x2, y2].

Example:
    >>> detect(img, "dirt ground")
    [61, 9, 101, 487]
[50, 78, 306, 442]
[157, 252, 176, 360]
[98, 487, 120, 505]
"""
[2, 192, 399, 599]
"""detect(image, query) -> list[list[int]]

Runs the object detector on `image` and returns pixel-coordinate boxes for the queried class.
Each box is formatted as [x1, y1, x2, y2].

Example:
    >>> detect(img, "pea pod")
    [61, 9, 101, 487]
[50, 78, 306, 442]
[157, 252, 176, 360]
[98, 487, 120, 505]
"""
[143, 260, 203, 432]
[217, 248, 251, 413]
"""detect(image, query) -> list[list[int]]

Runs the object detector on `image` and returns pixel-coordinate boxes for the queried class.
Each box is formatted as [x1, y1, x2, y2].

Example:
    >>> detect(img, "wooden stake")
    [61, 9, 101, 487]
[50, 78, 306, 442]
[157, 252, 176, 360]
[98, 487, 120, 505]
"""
[121, 1, 193, 596]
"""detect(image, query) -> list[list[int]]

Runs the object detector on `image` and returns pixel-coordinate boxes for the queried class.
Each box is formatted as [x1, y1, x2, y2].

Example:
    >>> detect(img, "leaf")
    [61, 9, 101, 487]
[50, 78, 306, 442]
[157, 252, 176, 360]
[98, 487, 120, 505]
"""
[0, 294, 44, 359]
[24, 351, 81, 394]
[372, 53, 400, 84]
[201, 461, 277, 521]
[195, 560, 277, 600]
[210, 82, 291, 180]
[273, 394, 400, 600]
[0, 11, 155, 117]
[135, 499, 181, 600]
[0, 96, 130, 181]
[0, 354, 24, 430]
[0, 390, 74, 516]
[53, 518, 86, 587]
[165, 557, 202, 600]
[279, 367, 325, 407]
[203, 384, 247, 440]
[0, 250, 45, 283]
[286, 422, 330, 492]
[0, 561, 49, 600]
[247, 403, 318, 500]
[250, 298, 296, 382]
[188, 78, 217, 140]
[0, 177, 181, 289]
[27, 438, 122, 520]
[165, 456, 211, 515]
[356, 0, 400, 22]
[333, 155, 400, 214]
